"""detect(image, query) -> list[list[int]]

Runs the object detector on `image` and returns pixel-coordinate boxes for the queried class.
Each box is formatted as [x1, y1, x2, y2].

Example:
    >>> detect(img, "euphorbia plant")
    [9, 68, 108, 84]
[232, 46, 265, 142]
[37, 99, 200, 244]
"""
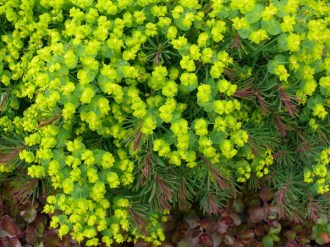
[0, 0, 329, 246]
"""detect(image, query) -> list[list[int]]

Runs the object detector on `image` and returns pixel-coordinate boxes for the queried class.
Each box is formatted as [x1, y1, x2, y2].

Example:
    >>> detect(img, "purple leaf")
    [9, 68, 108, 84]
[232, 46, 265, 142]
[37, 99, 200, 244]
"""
[199, 232, 214, 247]
[177, 239, 191, 247]
[237, 230, 254, 244]
[42, 230, 61, 247]
[222, 216, 234, 226]
[172, 229, 187, 245]
[200, 218, 215, 231]
[255, 224, 267, 236]
[229, 213, 241, 226]
[259, 188, 275, 202]
[285, 242, 300, 247]
[217, 220, 229, 234]
[0, 215, 22, 237]
[232, 199, 244, 213]
[221, 210, 241, 226]
[233, 241, 244, 247]
[26, 226, 37, 245]
[211, 233, 221, 247]
[249, 208, 265, 223]
[191, 228, 203, 239]
[224, 235, 235, 246]
[183, 215, 200, 230]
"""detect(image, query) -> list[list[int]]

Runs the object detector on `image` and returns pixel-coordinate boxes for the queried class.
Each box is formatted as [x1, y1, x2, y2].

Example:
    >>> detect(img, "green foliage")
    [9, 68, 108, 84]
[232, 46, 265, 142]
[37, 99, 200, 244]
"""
[0, 0, 329, 246]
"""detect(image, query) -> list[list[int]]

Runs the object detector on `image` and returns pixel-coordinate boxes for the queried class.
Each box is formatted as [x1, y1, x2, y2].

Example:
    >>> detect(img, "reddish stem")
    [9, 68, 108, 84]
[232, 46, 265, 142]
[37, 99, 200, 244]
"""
[199, 154, 228, 190]
[156, 175, 173, 209]
[0, 93, 8, 111]
[234, 86, 255, 98]
[278, 88, 298, 118]
[255, 91, 268, 113]
[133, 130, 142, 151]
[38, 114, 62, 128]
[0, 146, 26, 164]
[274, 113, 287, 138]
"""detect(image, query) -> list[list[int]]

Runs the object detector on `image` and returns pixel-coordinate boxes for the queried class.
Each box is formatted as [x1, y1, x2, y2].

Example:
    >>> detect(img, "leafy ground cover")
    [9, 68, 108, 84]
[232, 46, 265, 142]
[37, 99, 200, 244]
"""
[1, 185, 330, 246]
[0, 0, 330, 246]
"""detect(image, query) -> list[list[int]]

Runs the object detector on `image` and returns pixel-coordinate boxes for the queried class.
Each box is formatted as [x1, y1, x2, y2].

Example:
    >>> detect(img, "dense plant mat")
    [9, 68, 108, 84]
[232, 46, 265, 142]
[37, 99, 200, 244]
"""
[150, 188, 330, 247]
[0, 0, 329, 246]
[1, 186, 330, 247]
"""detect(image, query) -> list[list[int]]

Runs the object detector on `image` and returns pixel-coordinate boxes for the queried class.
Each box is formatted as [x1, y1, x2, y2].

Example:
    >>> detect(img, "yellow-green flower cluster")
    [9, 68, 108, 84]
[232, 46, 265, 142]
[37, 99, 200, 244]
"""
[304, 147, 330, 194]
[20, 128, 136, 245]
[249, 29, 268, 44]
[235, 160, 252, 183]
[0, 161, 15, 172]
[217, 79, 237, 96]
[131, 211, 168, 246]
[0, 0, 329, 245]
[251, 149, 274, 178]
[45, 195, 134, 246]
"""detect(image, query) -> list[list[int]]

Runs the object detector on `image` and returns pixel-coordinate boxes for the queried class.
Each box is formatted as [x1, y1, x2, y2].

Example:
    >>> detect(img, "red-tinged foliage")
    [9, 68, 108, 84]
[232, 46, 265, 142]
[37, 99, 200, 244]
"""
[0, 179, 80, 247]
[133, 130, 143, 151]
[255, 91, 268, 113]
[156, 175, 173, 210]
[234, 86, 255, 98]
[178, 177, 191, 212]
[10, 179, 38, 204]
[278, 88, 298, 119]
[149, 188, 330, 247]
[223, 68, 237, 81]
[37, 114, 62, 128]
[3, 181, 319, 247]
[0, 146, 25, 164]
[274, 113, 288, 138]
[142, 152, 151, 180]
[249, 208, 266, 224]
[205, 193, 222, 215]
[199, 154, 229, 191]
[0, 215, 23, 237]
[0, 92, 8, 112]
